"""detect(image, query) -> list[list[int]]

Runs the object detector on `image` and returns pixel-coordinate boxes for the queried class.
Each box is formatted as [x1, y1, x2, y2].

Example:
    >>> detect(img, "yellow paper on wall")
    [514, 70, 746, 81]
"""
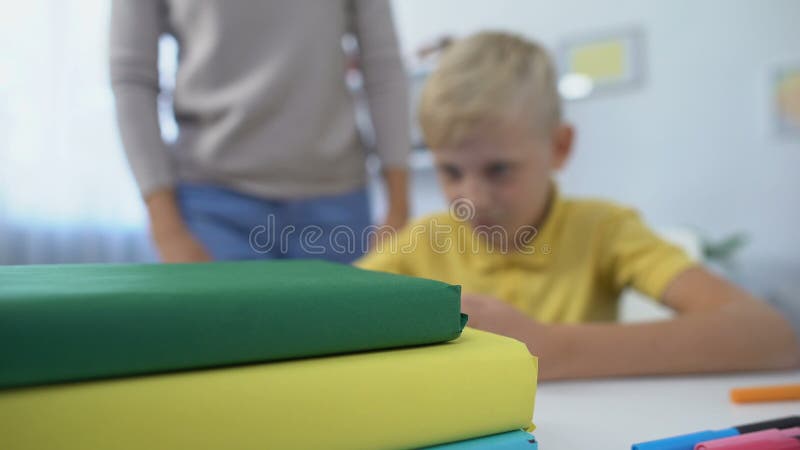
[0, 328, 537, 450]
[570, 39, 627, 80]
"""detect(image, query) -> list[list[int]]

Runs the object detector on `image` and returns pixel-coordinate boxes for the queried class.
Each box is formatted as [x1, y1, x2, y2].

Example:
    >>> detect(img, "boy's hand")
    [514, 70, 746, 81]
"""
[462, 293, 548, 349]
[462, 293, 565, 374]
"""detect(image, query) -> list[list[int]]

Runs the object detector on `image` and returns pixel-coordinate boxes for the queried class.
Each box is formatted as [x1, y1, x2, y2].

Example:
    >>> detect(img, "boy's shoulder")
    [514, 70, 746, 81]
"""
[400, 197, 642, 232]
[558, 195, 641, 230]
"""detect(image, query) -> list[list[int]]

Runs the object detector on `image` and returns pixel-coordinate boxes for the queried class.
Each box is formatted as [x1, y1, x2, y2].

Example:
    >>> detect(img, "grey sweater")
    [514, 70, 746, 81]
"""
[110, 0, 409, 199]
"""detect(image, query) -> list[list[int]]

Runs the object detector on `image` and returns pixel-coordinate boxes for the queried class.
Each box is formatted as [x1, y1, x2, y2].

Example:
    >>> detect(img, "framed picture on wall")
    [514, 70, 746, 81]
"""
[556, 27, 645, 100]
[772, 62, 800, 136]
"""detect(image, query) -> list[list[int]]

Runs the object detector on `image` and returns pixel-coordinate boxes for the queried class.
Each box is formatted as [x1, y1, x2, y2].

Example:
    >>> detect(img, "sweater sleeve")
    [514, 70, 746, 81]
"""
[109, 0, 175, 197]
[351, 0, 411, 169]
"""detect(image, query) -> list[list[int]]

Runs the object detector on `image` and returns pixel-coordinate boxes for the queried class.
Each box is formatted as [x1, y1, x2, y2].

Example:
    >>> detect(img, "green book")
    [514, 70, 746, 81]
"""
[0, 260, 465, 389]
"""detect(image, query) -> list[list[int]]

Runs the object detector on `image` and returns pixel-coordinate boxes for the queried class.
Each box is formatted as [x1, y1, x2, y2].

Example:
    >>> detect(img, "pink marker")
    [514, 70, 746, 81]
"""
[695, 428, 800, 450]
[697, 436, 800, 450]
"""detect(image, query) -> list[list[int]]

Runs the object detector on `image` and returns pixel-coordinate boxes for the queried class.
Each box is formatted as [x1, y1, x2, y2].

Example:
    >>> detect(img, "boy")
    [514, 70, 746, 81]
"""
[357, 31, 799, 380]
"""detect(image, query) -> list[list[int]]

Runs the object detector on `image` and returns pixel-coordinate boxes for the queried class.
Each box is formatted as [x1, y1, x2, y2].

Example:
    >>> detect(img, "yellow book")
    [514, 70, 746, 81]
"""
[0, 328, 537, 450]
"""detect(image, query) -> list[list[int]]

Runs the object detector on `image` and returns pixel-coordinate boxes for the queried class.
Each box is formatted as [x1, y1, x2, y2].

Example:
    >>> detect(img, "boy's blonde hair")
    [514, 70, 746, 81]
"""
[419, 31, 561, 150]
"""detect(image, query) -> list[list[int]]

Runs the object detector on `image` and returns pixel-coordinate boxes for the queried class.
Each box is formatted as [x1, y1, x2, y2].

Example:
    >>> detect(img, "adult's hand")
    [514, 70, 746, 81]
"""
[146, 188, 212, 263]
[153, 227, 212, 263]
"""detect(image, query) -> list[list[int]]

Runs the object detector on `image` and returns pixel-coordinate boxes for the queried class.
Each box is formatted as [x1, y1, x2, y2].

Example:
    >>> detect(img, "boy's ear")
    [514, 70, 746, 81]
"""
[551, 123, 574, 170]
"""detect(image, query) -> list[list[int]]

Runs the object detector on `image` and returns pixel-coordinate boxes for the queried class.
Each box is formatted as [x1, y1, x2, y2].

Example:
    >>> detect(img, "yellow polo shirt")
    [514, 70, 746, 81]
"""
[356, 189, 696, 323]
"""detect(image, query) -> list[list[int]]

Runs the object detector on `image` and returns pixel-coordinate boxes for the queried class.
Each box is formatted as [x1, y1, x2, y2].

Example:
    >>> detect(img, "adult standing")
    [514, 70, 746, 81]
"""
[110, 0, 410, 263]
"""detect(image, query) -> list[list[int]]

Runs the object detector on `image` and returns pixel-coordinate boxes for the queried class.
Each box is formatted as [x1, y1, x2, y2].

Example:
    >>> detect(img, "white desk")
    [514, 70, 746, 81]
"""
[533, 370, 800, 449]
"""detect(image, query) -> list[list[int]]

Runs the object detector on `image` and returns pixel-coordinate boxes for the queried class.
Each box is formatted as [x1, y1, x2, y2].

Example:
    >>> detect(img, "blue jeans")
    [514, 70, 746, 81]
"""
[176, 183, 372, 263]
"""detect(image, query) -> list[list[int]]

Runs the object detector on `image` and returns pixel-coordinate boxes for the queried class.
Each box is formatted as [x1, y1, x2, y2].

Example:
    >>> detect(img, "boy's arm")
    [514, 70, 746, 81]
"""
[465, 267, 800, 380]
[543, 267, 799, 379]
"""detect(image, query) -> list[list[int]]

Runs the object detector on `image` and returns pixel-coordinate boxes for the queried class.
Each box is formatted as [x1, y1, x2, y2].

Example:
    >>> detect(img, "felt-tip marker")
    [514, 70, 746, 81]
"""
[697, 435, 800, 450]
[632, 416, 800, 450]
[694, 427, 800, 449]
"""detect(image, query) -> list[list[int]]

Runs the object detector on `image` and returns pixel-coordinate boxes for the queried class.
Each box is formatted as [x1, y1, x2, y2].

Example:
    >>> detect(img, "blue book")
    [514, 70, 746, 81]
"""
[424, 430, 538, 449]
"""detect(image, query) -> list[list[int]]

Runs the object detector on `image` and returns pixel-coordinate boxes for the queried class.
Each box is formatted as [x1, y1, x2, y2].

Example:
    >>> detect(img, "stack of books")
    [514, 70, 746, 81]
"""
[0, 260, 538, 449]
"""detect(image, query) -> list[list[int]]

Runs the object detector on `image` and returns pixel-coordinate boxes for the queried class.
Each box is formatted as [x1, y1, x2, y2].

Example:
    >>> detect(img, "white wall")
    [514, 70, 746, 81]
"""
[372, 0, 800, 296]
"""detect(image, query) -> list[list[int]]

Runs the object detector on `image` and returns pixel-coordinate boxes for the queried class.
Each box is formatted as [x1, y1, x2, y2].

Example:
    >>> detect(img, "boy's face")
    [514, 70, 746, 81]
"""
[433, 118, 573, 242]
